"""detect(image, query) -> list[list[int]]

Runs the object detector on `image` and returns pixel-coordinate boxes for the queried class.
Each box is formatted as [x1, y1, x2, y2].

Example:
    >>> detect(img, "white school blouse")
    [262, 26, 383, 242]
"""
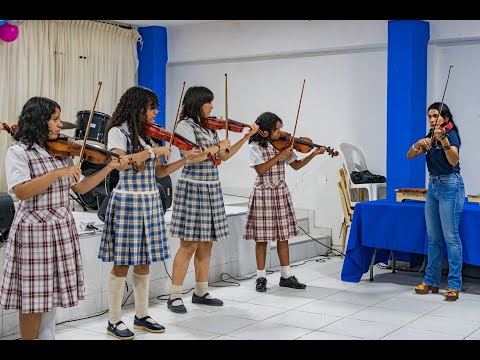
[6, 142, 85, 195]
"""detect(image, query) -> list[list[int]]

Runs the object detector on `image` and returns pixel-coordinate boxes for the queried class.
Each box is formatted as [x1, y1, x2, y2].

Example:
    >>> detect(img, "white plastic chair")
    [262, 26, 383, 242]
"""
[339, 143, 386, 202]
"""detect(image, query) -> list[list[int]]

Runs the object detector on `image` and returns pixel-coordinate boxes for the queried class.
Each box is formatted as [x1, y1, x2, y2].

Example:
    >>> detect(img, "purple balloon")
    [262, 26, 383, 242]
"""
[0, 23, 19, 42]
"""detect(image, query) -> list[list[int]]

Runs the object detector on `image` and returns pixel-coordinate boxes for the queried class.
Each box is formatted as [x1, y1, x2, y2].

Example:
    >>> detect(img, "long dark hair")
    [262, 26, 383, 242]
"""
[428, 102, 461, 143]
[104, 86, 159, 152]
[179, 86, 214, 126]
[14, 97, 61, 149]
[249, 112, 283, 148]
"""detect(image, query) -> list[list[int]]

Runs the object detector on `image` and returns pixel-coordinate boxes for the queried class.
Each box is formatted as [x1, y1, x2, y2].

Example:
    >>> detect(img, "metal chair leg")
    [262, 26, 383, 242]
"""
[391, 250, 396, 273]
[419, 255, 427, 272]
[370, 248, 378, 281]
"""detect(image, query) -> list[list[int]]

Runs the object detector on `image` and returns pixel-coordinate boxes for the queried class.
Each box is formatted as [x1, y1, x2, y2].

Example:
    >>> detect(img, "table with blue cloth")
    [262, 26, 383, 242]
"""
[341, 199, 480, 283]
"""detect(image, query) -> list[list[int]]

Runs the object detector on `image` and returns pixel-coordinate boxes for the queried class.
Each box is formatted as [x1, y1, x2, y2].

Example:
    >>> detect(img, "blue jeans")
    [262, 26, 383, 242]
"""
[424, 173, 465, 291]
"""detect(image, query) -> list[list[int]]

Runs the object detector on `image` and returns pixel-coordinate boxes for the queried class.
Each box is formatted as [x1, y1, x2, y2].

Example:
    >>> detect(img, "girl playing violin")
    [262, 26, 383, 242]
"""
[244, 112, 326, 292]
[0, 96, 126, 340]
[167, 86, 259, 314]
[98, 86, 204, 340]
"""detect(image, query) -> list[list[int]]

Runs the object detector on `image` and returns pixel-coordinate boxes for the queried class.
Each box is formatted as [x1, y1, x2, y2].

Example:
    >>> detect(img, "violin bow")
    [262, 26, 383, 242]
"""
[168, 81, 186, 161]
[431, 65, 453, 142]
[78, 81, 103, 168]
[224, 73, 230, 153]
[290, 79, 306, 149]
[170, 81, 185, 143]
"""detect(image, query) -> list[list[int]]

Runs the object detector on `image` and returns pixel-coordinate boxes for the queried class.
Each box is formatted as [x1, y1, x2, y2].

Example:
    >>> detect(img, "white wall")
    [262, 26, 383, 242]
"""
[428, 20, 480, 196]
[167, 20, 388, 63]
[164, 20, 389, 248]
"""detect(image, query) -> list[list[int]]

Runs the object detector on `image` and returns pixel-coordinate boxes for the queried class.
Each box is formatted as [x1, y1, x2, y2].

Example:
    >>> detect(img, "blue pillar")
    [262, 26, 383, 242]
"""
[137, 26, 168, 128]
[386, 20, 430, 201]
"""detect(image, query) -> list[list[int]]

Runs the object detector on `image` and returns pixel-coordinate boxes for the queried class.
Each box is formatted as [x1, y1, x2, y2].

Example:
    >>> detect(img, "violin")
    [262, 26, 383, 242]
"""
[428, 122, 453, 143]
[1, 123, 18, 136]
[2, 123, 144, 171]
[144, 123, 221, 166]
[46, 134, 145, 171]
[271, 130, 339, 158]
[200, 117, 268, 137]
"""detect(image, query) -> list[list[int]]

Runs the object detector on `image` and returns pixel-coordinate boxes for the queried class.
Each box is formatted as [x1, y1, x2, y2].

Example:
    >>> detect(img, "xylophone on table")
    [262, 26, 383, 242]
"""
[396, 188, 480, 204]
[395, 188, 427, 202]
[468, 194, 480, 204]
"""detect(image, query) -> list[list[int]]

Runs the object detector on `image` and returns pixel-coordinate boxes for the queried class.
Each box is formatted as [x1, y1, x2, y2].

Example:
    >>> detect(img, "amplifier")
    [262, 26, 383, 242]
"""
[0, 192, 15, 239]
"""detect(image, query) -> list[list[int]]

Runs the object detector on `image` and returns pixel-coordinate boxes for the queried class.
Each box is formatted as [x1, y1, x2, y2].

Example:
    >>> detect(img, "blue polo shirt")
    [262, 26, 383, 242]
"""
[426, 129, 461, 176]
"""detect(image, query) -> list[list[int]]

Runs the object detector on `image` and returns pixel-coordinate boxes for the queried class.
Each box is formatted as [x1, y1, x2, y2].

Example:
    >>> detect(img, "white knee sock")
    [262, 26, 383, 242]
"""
[170, 284, 183, 306]
[132, 272, 150, 319]
[38, 308, 57, 340]
[194, 281, 213, 299]
[257, 269, 267, 279]
[280, 265, 291, 279]
[108, 273, 126, 325]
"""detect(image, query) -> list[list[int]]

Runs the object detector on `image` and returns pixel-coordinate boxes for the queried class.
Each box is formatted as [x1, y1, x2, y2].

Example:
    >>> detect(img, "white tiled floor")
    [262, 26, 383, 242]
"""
[3, 256, 480, 340]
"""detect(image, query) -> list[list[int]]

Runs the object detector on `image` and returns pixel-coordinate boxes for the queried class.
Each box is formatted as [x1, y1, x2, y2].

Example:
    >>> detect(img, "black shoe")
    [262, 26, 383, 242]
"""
[107, 320, 135, 340]
[192, 292, 223, 306]
[133, 315, 165, 333]
[167, 297, 187, 314]
[255, 277, 267, 292]
[279, 275, 306, 289]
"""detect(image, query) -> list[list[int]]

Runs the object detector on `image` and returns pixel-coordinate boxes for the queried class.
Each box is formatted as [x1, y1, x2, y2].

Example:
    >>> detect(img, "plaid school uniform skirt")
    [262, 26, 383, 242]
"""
[98, 190, 170, 265]
[244, 180, 298, 242]
[170, 119, 229, 242]
[98, 127, 170, 265]
[170, 178, 229, 242]
[244, 144, 298, 242]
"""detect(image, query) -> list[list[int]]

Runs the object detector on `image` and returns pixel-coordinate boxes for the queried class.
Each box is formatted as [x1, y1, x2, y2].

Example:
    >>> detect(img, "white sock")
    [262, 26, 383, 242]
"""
[38, 308, 57, 340]
[194, 281, 213, 299]
[108, 273, 126, 328]
[257, 269, 267, 279]
[170, 284, 184, 306]
[132, 272, 150, 319]
[280, 265, 291, 279]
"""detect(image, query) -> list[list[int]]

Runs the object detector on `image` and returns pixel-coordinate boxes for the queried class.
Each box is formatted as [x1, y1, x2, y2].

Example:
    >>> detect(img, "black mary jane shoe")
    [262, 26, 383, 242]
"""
[107, 320, 135, 340]
[192, 292, 224, 306]
[133, 315, 165, 333]
[167, 297, 187, 314]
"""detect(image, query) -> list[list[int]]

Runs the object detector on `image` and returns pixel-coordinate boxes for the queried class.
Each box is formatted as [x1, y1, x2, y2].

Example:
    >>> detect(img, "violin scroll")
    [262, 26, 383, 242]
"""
[1, 123, 18, 136]
[323, 146, 339, 158]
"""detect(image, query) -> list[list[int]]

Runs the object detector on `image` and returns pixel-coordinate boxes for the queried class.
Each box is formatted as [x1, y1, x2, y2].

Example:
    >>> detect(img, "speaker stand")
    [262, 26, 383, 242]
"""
[70, 192, 88, 212]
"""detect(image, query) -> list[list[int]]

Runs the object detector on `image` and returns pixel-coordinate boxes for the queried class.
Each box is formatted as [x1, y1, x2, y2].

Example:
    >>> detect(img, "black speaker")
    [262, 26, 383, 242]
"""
[156, 175, 173, 211]
[73, 161, 117, 211]
[0, 192, 15, 240]
[97, 175, 173, 222]
[97, 193, 110, 223]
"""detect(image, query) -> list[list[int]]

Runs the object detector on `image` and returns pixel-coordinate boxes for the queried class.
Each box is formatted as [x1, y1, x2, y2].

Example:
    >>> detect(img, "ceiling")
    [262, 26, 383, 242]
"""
[111, 20, 222, 28]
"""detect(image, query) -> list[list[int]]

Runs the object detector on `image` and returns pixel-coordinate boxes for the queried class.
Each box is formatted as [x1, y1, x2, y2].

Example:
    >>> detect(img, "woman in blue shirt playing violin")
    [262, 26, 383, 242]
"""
[407, 102, 464, 302]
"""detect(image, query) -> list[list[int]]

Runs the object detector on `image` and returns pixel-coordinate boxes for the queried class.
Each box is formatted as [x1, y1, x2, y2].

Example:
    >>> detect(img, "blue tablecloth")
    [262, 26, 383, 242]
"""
[341, 199, 480, 282]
